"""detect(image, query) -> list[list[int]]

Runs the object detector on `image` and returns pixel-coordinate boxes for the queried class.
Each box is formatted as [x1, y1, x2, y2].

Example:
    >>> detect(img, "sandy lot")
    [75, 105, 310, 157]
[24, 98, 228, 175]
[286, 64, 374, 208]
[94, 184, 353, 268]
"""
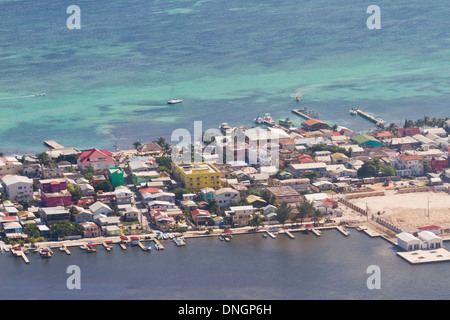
[349, 191, 450, 230]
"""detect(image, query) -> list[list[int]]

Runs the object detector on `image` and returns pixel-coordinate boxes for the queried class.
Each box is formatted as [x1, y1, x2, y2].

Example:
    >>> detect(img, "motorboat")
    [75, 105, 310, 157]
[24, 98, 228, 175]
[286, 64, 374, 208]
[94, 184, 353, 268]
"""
[167, 99, 183, 104]
[39, 248, 53, 258]
[278, 118, 294, 126]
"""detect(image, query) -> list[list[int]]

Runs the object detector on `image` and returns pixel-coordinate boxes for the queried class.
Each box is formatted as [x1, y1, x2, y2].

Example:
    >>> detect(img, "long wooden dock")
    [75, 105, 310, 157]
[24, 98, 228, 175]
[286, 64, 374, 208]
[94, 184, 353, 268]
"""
[119, 243, 127, 250]
[284, 230, 295, 239]
[44, 140, 64, 149]
[12, 249, 29, 264]
[351, 108, 386, 125]
[292, 108, 312, 120]
[310, 228, 322, 237]
[336, 226, 350, 237]
[102, 242, 112, 251]
[153, 239, 165, 250]
[265, 230, 277, 239]
[61, 245, 71, 255]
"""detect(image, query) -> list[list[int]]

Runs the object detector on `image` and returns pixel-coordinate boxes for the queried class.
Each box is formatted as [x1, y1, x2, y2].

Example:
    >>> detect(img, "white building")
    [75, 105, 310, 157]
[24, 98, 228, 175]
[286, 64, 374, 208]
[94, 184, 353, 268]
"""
[0, 157, 23, 175]
[390, 154, 424, 177]
[213, 187, 240, 207]
[115, 186, 133, 205]
[1, 175, 33, 201]
[89, 201, 112, 216]
[417, 231, 443, 249]
[396, 232, 421, 251]
[228, 205, 255, 227]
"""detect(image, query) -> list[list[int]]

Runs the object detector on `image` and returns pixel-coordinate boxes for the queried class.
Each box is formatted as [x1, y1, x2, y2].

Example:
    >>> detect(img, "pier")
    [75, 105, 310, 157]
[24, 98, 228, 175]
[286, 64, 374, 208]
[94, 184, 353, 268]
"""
[60, 245, 71, 255]
[119, 243, 127, 250]
[12, 248, 29, 264]
[310, 228, 322, 237]
[282, 230, 295, 239]
[102, 241, 113, 252]
[397, 248, 450, 264]
[265, 230, 277, 239]
[44, 140, 64, 149]
[292, 108, 312, 120]
[153, 238, 165, 250]
[84, 244, 97, 253]
[351, 108, 386, 125]
[337, 226, 350, 237]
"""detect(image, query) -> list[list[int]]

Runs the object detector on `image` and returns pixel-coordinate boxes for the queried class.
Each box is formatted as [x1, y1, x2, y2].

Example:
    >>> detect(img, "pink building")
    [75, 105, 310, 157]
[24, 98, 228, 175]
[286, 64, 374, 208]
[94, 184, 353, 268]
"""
[39, 178, 72, 207]
[81, 222, 101, 238]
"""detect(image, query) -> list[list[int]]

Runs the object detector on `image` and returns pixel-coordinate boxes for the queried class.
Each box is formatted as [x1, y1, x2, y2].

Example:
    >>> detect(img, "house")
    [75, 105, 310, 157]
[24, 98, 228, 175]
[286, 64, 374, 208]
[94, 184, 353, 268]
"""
[266, 186, 302, 204]
[213, 188, 240, 207]
[390, 154, 424, 177]
[114, 186, 133, 205]
[331, 153, 349, 164]
[199, 187, 216, 202]
[89, 201, 112, 216]
[74, 208, 94, 223]
[418, 225, 442, 235]
[39, 206, 70, 226]
[76, 148, 115, 173]
[37, 225, 50, 237]
[288, 162, 327, 177]
[375, 132, 393, 141]
[173, 162, 221, 191]
[147, 200, 176, 211]
[302, 119, 329, 132]
[124, 207, 139, 221]
[397, 127, 421, 137]
[138, 142, 164, 156]
[228, 205, 255, 227]
[246, 195, 267, 207]
[191, 209, 212, 225]
[39, 178, 72, 207]
[0, 156, 23, 175]
[278, 178, 310, 192]
[81, 222, 101, 238]
[79, 183, 95, 196]
[108, 167, 124, 187]
[3, 221, 23, 234]
[1, 175, 33, 201]
[262, 204, 277, 216]
[352, 135, 381, 148]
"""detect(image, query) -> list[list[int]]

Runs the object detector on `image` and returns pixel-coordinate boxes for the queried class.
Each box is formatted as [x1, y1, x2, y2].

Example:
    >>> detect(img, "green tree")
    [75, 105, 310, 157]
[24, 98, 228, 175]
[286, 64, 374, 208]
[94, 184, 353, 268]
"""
[156, 156, 172, 169]
[49, 221, 84, 239]
[250, 213, 263, 230]
[94, 181, 113, 192]
[36, 152, 52, 167]
[23, 223, 41, 238]
[312, 209, 323, 227]
[174, 187, 190, 201]
[275, 202, 292, 226]
[132, 141, 142, 151]
[82, 167, 96, 181]
[296, 199, 315, 226]
[67, 184, 82, 203]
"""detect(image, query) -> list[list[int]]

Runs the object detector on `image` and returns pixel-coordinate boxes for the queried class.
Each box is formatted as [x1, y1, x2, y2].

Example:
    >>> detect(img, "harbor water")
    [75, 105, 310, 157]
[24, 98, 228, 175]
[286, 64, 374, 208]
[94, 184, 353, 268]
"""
[1, 229, 450, 300]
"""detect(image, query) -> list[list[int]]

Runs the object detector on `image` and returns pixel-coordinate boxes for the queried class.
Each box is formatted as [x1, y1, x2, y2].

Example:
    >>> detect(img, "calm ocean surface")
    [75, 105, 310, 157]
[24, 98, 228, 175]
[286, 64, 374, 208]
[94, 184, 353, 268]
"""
[1, 229, 450, 300]
[0, 0, 448, 154]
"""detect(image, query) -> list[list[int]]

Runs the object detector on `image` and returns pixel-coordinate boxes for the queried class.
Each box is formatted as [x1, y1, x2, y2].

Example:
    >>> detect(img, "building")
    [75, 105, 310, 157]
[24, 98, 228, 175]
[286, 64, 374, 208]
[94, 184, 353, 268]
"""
[228, 205, 255, 227]
[352, 135, 381, 148]
[266, 186, 302, 204]
[114, 186, 133, 205]
[89, 201, 112, 216]
[76, 148, 115, 173]
[191, 209, 212, 225]
[288, 162, 327, 177]
[1, 175, 33, 201]
[390, 154, 424, 177]
[213, 188, 240, 207]
[302, 119, 329, 132]
[396, 232, 421, 251]
[39, 206, 70, 226]
[278, 178, 310, 192]
[108, 167, 124, 187]
[417, 231, 443, 249]
[0, 156, 23, 175]
[173, 162, 221, 191]
[81, 222, 101, 238]
[39, 178, 72, 207]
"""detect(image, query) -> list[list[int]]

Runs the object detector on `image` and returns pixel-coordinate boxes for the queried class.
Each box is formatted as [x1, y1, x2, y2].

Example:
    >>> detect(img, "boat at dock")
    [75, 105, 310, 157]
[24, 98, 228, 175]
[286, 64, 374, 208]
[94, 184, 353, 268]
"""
[278, 118, 294, 126]
[255, 113, 274, 124]
[39, 247, 53, 258]
[349, 108, 357, 115]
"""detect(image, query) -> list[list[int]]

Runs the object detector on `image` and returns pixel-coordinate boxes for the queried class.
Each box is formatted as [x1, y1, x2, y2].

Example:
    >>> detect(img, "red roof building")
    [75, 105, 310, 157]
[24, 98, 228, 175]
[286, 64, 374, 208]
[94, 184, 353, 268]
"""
[76, 148, 115, 173]
[301, 119, 329, 132]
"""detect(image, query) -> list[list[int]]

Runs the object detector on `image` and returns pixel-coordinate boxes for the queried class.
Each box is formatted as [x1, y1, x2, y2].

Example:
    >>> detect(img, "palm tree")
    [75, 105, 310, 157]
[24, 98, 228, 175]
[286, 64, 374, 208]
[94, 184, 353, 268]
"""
[250, 213, 263, 230]
[296, 199, 315, 227]
[275, 202, 292, 226]
[312, 209, 323, 227]
[132, 141, 142, 151]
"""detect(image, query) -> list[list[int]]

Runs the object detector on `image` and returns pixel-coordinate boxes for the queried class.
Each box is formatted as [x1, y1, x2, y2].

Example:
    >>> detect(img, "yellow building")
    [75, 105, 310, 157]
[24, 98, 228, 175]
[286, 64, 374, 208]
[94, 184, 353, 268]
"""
[173, 163, 221, 191]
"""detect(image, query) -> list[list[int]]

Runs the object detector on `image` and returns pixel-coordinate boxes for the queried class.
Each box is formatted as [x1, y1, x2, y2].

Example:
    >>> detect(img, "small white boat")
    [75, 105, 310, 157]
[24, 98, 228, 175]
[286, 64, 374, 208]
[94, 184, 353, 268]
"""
[350, 108, 358, 115]
[167, 99, 183, 104]
[80, 245, 86, 250]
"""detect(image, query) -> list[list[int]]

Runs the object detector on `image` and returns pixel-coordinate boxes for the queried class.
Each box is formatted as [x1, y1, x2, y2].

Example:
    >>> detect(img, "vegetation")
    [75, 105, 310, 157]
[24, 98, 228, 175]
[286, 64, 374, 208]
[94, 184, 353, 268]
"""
[94, 180, 114, 192]
[403, 116, 449, 129]
[49, 221, 84, 239]
[357, 159, 396, 178]
[295, 199, 315, 226]
[275, 202, 292, 225]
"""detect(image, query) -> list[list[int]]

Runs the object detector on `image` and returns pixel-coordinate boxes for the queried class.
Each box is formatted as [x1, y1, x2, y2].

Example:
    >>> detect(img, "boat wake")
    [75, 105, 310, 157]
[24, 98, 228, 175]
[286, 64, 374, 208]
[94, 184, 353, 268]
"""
[0, 93, 46, 100]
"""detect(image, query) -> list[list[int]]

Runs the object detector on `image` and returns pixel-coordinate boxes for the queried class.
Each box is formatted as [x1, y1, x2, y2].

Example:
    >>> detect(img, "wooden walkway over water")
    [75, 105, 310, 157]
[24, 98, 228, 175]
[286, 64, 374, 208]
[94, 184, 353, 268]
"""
[352, 108, 386, 125]
[44, 140, 64, 149]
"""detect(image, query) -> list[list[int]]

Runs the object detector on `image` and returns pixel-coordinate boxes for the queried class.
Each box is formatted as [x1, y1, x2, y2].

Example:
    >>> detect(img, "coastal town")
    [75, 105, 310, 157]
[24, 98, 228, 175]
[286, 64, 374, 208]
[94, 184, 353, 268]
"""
[1, 106, 450, 265]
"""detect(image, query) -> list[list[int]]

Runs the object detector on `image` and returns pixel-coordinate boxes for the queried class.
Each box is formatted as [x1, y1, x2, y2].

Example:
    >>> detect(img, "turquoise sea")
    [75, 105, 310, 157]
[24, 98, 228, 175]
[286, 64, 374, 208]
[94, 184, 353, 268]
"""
[0, 0, 449, 154]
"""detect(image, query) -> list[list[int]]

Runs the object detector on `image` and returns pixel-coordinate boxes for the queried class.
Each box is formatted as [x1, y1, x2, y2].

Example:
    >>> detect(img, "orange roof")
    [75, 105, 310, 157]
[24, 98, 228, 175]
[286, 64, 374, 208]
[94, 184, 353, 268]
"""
[303, 119, 326, 126]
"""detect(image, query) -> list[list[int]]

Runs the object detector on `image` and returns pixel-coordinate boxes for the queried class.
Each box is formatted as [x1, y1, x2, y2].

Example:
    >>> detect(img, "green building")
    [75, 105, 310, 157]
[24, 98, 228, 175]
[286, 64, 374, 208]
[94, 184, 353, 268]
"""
[352, 135, 381, 148]
[108, 167, 124, 187]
